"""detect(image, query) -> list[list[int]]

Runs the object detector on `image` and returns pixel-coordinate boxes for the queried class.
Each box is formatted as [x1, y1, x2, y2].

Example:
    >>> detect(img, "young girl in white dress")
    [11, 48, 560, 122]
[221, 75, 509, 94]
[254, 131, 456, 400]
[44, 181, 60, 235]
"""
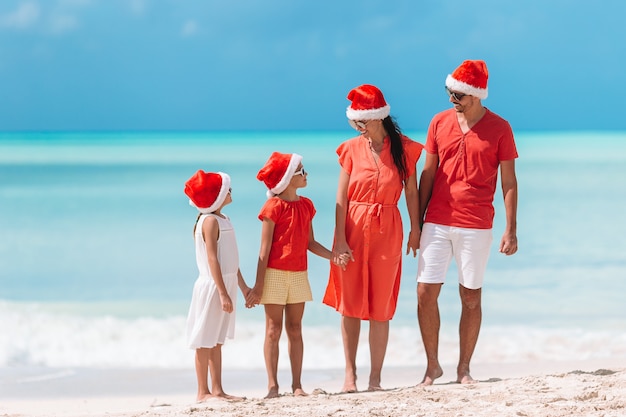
[184, 170, 251, 402]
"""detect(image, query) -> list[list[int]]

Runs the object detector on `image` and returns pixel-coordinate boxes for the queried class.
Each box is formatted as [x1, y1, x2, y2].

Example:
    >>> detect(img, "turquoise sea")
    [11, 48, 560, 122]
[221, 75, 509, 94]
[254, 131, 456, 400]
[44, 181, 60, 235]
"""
[0, 130, 625, 372]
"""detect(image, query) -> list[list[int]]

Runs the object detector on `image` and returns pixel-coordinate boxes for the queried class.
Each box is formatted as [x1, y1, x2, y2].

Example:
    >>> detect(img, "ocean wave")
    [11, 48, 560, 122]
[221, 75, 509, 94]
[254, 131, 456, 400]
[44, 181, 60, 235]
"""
[2, 301, 625, 370]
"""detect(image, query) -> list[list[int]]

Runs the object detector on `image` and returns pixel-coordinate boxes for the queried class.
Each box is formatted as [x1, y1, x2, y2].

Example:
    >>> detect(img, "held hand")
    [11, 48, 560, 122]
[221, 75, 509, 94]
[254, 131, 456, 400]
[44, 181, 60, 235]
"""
[334, 242, 355, 263]
[499, 232, 518, 256]
[406, 229, 421, 257]
[332, 252, 352, 271]
[332, 242, 354, 271]
[338, 253, 352, 268]
[241, 286, 253, 308]
[245, 286, 262, 308]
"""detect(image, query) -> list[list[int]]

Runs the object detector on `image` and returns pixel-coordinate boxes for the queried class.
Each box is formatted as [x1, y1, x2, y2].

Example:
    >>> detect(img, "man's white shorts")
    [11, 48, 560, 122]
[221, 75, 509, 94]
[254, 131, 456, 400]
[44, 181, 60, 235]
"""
[417, 223, 493, 290]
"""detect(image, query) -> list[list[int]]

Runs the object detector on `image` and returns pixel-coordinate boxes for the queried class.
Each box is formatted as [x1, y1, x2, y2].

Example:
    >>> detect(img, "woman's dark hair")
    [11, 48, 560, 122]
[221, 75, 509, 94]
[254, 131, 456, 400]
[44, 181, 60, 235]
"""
[382, 116, 408, 183]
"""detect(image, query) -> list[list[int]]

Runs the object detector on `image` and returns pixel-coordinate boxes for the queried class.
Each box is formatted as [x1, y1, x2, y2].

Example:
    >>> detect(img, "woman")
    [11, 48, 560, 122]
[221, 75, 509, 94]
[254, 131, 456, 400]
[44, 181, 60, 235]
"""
[323, 84, 424, 392]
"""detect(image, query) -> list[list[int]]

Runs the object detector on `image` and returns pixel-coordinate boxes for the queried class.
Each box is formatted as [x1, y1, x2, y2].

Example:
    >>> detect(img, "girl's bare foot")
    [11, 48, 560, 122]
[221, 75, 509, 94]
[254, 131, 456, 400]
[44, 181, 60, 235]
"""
[341, 384, 357, 393]
[213, 392, 245, 401]
[342, 371, 357, 393]
[196, 393, 212, 403]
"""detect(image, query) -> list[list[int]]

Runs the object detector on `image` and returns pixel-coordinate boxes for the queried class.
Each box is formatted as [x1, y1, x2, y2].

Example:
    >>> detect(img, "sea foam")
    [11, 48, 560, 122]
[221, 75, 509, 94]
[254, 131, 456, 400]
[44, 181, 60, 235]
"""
[2, 301, 624, 371]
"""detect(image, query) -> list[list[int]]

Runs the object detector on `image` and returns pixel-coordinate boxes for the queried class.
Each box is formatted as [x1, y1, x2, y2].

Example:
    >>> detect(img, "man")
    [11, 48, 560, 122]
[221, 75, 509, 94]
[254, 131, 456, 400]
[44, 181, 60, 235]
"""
[417, 59, 518, 385]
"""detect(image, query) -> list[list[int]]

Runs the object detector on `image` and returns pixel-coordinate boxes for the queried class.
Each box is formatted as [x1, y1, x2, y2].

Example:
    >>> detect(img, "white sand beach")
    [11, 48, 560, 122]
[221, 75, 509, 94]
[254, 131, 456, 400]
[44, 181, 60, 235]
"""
[2, 358, 625, 417]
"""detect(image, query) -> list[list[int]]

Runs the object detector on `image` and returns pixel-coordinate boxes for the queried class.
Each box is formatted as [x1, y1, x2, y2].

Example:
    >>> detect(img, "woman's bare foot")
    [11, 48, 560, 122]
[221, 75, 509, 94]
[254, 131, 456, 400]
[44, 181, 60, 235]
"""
[293, 387, 308, 397]
[265, 387, 280, 399]
[419, 365, 443, 386]
[368, 374, 382, 392]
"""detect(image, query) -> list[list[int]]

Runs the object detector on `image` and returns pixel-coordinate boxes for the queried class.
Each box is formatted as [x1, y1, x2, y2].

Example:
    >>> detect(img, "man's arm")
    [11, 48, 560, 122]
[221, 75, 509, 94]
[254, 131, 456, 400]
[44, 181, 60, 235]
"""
[418, 152, 439, 226]
[499, 159, 518, 255]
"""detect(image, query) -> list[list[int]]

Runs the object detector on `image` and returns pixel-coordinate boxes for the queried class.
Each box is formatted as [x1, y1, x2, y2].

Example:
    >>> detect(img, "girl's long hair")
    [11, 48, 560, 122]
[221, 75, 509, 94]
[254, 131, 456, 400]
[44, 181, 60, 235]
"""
[193, 212, 202, 236]
[382, 116, 408, 183]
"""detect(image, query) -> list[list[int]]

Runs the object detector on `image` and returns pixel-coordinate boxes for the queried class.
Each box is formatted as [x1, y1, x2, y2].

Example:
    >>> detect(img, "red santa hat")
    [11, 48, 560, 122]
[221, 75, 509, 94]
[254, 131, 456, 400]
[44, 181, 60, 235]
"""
[345, 84, 390, 128]
[257, 152, 303, 198]
[184, 170, 231, 214]
[445, 60, 489, 100]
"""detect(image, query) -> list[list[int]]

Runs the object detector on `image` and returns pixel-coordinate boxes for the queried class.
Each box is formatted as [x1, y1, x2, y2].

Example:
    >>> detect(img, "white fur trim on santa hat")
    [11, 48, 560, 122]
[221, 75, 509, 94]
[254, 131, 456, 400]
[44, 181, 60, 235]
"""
[267, 153, 302, 198]
[189, 172, 231, 214]
[346, 104, 391, 121]
[445, 74, 488, 100]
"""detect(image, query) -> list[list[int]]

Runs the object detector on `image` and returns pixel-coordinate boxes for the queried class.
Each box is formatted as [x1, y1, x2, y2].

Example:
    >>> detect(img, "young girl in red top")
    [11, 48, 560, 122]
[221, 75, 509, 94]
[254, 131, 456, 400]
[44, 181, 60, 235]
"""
[248, 151, 347, 399]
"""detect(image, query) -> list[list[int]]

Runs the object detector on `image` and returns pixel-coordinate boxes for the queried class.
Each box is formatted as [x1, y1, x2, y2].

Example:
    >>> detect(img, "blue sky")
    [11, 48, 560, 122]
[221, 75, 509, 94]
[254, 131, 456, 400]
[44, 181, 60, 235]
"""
[1, 0, 624, 132]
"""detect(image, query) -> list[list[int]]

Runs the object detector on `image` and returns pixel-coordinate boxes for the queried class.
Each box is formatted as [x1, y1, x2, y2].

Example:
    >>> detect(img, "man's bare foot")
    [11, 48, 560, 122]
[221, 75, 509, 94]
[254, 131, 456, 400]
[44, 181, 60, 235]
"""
[293, 387, 308, 397]
[457, 371, 478, 384]
[419, 366, 443, 386]
[264, 387, 280, 399]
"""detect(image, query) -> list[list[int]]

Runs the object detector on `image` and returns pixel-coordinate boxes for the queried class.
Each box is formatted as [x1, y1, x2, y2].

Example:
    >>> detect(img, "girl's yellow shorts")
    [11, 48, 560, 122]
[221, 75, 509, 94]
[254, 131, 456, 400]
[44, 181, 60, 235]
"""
[260, 268, 313, 305]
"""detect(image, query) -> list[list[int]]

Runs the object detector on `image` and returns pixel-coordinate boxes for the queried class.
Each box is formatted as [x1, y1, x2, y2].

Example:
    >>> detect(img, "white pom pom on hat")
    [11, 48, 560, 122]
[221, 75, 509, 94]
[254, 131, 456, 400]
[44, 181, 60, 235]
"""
[257, 152, 303, 198]
[445, 59, 489, 100]
[184, 170, 231, 214]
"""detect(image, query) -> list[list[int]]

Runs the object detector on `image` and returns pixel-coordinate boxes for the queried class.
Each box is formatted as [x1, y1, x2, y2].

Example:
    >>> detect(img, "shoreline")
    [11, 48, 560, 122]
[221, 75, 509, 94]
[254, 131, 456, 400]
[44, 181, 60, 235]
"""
[2, 357, 626, 416]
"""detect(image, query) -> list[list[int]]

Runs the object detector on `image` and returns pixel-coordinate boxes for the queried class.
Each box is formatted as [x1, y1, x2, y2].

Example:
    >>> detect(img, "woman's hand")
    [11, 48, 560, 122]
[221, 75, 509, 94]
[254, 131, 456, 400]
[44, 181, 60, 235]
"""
[333, 241, 354, 270]
[332, 251, 352, 270]
[406, 228, 421, 257]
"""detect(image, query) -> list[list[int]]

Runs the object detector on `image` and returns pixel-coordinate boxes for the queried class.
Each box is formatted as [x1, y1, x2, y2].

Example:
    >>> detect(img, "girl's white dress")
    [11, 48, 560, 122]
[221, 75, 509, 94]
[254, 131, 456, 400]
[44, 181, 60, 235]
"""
[186, 213, 239, 349]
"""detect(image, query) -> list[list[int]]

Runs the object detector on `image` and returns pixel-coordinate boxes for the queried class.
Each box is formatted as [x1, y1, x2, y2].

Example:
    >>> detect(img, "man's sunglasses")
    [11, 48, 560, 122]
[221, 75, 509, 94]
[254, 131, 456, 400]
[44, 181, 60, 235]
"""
[445, 87, 467, 101]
